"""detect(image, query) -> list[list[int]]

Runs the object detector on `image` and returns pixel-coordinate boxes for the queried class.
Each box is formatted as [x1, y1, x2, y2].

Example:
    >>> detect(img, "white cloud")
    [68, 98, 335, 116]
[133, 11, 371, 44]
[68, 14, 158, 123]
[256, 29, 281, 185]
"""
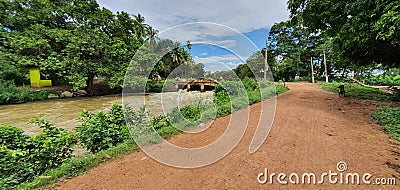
[158, 22, 241, 43]
[194, 54, 246, 71]
[97, 0, 289, 33]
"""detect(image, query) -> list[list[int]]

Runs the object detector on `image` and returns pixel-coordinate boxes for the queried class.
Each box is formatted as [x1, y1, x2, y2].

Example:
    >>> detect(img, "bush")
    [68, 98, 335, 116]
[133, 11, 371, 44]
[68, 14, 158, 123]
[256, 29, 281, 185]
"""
[75, 104, 130, 153]
[28, 118, 77, 175]
[146, 81, 164, 93]
[212, 78, 288, 117]
[0, 119, 76, 188]
[0, 63, 29, 86]
[124, 76, 148, 93]
[0, 79, 55, 105]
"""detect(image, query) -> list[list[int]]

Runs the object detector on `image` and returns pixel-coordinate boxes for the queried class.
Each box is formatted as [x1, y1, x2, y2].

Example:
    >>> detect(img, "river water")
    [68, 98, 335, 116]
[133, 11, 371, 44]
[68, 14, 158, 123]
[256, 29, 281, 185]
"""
[0, 91, 214, 135]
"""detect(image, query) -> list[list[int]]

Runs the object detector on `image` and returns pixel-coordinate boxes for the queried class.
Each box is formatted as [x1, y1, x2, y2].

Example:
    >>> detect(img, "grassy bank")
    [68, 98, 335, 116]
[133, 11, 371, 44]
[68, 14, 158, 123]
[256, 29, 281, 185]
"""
[8, 79, 289, 189]
[317, 82, 398, 102]
[318, 81, 400, 142]
[372, 107, 400, 142]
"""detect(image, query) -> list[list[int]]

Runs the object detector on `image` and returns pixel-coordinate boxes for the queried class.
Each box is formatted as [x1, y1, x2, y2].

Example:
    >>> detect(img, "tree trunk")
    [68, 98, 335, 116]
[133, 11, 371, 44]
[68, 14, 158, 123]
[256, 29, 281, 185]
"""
[50, 71, 58, 86]
[86, 74, 95, 94]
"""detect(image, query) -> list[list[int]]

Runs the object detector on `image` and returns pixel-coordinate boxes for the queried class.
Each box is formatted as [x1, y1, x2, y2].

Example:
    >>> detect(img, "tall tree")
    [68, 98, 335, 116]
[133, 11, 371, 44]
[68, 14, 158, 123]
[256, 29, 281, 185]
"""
[268, 20, 325, 80]
[288, 0, 400, 67]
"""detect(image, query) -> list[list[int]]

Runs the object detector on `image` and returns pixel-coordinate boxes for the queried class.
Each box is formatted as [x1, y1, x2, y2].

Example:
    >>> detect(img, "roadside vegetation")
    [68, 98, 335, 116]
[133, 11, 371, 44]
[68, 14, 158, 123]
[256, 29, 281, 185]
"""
[0, 78, 288, 189]
[318, 82, 399, 102]
[372, 107, 400, 141]
[317, 81, 400, 143]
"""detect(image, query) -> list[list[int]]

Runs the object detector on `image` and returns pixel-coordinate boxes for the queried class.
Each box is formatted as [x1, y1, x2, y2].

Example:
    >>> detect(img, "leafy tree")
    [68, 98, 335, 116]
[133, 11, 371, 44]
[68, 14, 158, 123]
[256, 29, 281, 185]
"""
[268, 20, 325, 80]
[288, 0, 400, 67]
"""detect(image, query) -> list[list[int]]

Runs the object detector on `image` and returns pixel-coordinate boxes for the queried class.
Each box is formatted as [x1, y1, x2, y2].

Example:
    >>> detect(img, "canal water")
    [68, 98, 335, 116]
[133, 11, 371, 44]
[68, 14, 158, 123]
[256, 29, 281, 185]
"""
[0, 91, 214, 136]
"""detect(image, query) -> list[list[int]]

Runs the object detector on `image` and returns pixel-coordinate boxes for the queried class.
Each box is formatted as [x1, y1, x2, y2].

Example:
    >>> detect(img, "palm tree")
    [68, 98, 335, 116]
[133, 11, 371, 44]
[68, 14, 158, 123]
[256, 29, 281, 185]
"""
[186, 40, 192, 53]
[185, 40, 193, 77]
[146, 27, 159, 45]
[170, 43, 186, 77]
[133, 13, 148, 39]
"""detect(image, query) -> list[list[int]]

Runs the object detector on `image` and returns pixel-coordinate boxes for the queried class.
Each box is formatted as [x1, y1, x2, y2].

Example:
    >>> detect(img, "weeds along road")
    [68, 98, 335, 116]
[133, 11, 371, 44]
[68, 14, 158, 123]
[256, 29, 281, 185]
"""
[58, 83, 400, 189]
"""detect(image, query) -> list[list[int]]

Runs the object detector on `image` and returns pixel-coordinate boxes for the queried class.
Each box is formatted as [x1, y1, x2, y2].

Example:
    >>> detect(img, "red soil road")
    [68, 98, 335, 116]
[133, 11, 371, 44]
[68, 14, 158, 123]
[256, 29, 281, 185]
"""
[58, 83, 400, 189]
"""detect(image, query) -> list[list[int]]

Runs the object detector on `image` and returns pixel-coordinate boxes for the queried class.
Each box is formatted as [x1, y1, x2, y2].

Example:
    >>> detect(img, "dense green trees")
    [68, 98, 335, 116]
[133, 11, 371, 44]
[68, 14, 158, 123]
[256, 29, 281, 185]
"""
[265, 0, 399, 81]
[0, 0, 202, 93]
[287, 0, 400, 68]
[267, 19, 327, 81]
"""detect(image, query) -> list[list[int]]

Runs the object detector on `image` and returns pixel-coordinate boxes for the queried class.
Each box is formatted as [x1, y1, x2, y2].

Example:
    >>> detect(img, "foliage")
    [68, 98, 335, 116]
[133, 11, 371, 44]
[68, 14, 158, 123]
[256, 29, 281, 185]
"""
[359, 75, 400, 86]
[14, 82, 289, 189]
[372, 107, 400, 141]
[288, 0, 400, 67]
[318, 82, 398, 102]
[17, 140, 139, 189]
[0, 79, 55, 105]
[28, 117, 77, 175]
[0, 0, 161, 91]
[0, 118, 76, 188]
[0, 63, 29, 86]
[268, 19, 329, 81]
[213, 78, 289, 117]
[146, 81, 164, 93]
[75, 104, 130, 153]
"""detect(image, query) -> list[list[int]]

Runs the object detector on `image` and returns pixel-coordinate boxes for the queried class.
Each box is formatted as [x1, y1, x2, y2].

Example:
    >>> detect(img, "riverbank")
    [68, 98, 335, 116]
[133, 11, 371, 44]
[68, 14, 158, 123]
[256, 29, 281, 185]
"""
[0, 91, 214, 135]
[12, 81, 288, 189]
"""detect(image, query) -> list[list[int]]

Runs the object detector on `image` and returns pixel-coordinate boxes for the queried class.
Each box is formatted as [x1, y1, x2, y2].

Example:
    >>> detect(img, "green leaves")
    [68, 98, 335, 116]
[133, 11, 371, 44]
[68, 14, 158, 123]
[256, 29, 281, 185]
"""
[0, 0, 160, 91]
[288, 0, 400, 67]
[0, 119, 76, 188]
[75, 104, 131, 153]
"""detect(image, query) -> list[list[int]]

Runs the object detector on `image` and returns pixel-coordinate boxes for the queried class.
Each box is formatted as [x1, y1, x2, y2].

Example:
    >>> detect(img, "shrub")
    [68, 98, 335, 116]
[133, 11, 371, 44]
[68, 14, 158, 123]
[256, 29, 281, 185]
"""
[75, 104, 130, 153]
[0, 79, 55, 105]
[124, 76, 147, 92]
[28, 117, 77, 175]
[0, 119, 76, 188]
[146, 81, 164, 93]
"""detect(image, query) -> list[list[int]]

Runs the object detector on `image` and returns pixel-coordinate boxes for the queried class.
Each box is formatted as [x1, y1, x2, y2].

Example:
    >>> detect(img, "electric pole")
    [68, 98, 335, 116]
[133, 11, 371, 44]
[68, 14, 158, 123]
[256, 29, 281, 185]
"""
[323, 50, 328, 82]
[310, 57, 315, 83]
[264, 39, 268, 80]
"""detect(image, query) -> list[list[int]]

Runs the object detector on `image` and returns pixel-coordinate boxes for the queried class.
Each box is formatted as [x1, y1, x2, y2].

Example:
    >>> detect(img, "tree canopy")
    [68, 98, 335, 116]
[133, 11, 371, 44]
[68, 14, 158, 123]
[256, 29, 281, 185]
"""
[287, 0, 400, 67]
[0, 0, 201, 92]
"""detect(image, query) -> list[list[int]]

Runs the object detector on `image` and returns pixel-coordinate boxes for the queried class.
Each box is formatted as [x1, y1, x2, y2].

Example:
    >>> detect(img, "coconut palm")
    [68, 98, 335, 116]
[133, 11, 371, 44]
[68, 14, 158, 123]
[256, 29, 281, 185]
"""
[146, 27, 159, 45]
[133, 13, 148, 39]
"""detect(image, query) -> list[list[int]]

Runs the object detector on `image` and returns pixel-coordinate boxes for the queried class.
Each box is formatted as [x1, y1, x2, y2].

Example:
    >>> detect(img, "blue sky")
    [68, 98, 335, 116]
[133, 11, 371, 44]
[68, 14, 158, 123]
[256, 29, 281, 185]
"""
[97, 0, 289, 71]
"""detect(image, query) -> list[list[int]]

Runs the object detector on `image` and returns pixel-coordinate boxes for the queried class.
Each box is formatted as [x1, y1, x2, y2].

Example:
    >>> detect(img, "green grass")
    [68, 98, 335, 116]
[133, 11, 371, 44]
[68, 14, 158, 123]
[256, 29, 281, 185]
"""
[17, 84, 289, 189]
[317, 82, 397, 102]
[372, 107, 400, 142]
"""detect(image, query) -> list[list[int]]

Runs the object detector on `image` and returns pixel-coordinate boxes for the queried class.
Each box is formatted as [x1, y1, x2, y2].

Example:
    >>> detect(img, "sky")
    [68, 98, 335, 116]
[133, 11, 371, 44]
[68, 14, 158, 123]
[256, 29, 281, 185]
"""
[97, 0, 289, 72]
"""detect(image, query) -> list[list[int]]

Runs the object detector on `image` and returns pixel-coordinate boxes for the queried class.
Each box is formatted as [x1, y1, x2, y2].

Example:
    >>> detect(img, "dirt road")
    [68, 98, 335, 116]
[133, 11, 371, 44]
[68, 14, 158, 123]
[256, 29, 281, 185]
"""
[58, 83, 400, 189]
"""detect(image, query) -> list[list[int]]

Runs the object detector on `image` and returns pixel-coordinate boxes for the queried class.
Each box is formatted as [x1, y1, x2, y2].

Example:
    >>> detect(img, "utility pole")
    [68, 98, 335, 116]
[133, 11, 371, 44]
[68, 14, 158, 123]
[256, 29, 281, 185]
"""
[264, 39, 268, 80]
[323, 50, 328, 82]
[310, 57, 315, 83]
